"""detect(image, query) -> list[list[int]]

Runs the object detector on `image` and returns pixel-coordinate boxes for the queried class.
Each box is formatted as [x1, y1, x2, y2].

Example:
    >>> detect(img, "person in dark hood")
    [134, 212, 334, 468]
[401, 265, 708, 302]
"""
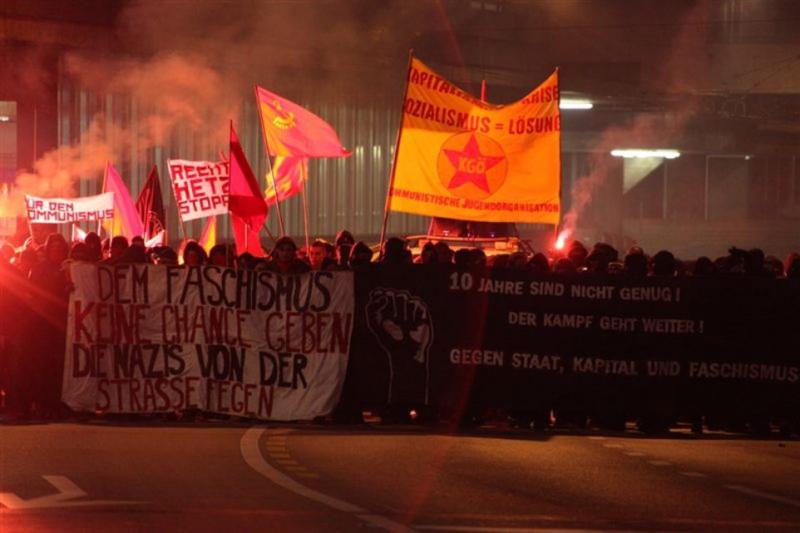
[624, 251, 648, 278]
[182, 241, 207, 266]
[334, 230, 355, 268]
[265, 236, 310, 274]
[347, 241, 373, 269]
[83, 232, 102, 262]
[381, 237, 408, 265]
[27, 233, 71, 419]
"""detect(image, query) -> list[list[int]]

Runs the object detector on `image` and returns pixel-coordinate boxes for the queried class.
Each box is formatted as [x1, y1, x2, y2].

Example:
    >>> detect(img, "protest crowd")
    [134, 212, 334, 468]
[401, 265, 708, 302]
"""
[1, 57, 799, 435]
[1, 228, 798, 435]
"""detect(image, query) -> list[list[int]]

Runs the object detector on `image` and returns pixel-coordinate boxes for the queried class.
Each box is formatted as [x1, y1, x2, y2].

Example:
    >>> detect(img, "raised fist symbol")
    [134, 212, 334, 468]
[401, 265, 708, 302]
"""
[366, 288, 434, 403]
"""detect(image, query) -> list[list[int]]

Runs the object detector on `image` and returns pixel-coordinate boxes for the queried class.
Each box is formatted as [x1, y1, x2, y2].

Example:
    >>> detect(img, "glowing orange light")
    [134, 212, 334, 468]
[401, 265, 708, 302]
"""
[555, 230, 570, 250]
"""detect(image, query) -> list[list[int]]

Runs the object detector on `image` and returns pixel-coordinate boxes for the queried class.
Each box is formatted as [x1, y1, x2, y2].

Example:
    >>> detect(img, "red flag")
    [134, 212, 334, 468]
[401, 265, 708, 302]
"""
[103, 162, 146, 239]
[231, 218, 264, 257]
[198, 215, 217, 253]
[135, 165, 166, 241]
[229, 123, 267, 256]
[265, 156, 308, 206]
[255, 86, 350, 157]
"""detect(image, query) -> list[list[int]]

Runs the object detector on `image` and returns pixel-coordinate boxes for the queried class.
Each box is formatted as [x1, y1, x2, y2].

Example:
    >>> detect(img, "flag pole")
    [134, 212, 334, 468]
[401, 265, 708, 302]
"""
[177, 211, 189, 243]
[379, 49, 414, 259]
[254, 85, 286, 236]
[301, 186, 311, 252]
[98, 162, 107, 236]
[26, 213, 35, 246]
[261, 219, 278, 244]
[105, 162, 114, 242]
[555, 67, 562, 245]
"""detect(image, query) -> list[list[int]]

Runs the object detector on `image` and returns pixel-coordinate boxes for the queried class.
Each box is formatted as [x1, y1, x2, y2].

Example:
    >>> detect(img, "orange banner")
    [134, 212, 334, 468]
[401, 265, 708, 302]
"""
[389, 58, 560, 224]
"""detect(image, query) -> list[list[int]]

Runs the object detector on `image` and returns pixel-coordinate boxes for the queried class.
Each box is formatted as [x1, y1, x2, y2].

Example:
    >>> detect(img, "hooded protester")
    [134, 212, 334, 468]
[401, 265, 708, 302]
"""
[27, 233, 72, 419]
[265, 236, 310, 274]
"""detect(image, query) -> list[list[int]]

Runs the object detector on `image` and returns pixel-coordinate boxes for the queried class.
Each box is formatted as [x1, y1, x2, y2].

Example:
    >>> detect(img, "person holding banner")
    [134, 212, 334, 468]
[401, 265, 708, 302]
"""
[182, 241, 207, 267]
[27, 233, 71, 419]
[85, 232, 102, 262]
[264, 236, 309, 274]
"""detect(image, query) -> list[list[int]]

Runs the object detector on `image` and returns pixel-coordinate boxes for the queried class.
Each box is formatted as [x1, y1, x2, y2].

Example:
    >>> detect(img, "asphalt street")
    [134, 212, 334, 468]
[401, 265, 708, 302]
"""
[1, 421, 799, 531]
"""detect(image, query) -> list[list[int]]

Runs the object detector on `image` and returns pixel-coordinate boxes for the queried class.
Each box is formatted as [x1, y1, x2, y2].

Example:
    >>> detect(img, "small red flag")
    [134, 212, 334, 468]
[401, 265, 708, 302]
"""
[265, 156, 308, 206]
[229, 123, 267, 256]
[135, 165, 166, 241]
[255, 86, 350, 158]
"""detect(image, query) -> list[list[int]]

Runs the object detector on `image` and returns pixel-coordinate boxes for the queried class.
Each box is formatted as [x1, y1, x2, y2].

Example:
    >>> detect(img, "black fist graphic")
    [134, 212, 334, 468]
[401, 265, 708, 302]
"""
[366, 288, 433, 403]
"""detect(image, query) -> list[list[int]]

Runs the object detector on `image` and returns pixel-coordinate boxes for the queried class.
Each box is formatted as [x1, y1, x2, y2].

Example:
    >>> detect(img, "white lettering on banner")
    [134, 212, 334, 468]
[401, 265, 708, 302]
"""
[528, 281, 565, 296]
[449, 348, 504, 366]
[167, 159, 230, 221]
[688, 361, 800, 383]
[477, 278, 523, 295]
[508, 311, 537, 326]
[25, 193, 115, 224]
[63, 264, 355, 421]
[511, 352, 563, 372]
[573, 357, 638, 375]
[570, 284, 614, 300]
[543, 313, 594, 329]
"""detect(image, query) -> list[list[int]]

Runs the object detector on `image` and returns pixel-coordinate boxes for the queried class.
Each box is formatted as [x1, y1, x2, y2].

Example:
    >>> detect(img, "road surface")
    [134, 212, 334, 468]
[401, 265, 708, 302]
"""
[2, 421, 799, 531]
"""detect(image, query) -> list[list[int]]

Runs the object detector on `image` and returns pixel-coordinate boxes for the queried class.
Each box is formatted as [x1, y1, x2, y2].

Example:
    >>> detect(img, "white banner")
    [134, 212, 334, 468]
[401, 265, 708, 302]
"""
[25, 193, 114, 224]
[167, 159, 230, 221]
[62, 264, 354, 420]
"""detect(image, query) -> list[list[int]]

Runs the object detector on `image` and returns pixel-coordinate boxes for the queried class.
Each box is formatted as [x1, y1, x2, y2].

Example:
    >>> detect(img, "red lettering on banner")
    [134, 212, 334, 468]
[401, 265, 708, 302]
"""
[331, 313, 352, 354]
[507, 115, 560, 135]
[264, 312, 352, 353]
[408, 67, 465, 97]
[97, 377, 206, 412]
[204, 379, 272, 417]
[521, 85, 559, 104]
[162, 305, 249, 347]
[259, 385, 274, 418]
[74, 301, 94, 343]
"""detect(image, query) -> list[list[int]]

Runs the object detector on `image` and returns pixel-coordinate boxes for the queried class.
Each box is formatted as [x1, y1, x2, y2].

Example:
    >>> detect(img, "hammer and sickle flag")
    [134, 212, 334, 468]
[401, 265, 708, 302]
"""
[388, 57, 561, 224]
[255, 85, 350, 158]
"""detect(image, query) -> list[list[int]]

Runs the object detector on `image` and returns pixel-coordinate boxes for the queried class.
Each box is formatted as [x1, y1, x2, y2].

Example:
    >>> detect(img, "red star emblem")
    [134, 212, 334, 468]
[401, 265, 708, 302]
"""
[443, 135, 505, 192]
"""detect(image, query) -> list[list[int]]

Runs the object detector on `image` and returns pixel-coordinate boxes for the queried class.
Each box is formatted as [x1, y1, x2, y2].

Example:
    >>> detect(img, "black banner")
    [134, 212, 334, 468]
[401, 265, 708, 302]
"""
[350, 265, 800, 419]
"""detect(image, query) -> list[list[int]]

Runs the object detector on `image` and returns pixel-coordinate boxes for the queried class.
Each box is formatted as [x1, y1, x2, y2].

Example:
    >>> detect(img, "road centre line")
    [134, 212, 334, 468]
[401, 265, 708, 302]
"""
[724, 485, 800, 509]
[241, 427, 413, 532]
[269, 452, 292, 458]
[415, 526, 614, 532]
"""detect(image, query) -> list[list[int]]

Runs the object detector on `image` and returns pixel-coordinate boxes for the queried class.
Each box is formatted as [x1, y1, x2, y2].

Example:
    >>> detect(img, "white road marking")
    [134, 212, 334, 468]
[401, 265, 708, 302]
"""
[602, 443, 623, 449]
[415, 526, 615, 532]
[724, 485, 800, 508]
[0, 475, 142, 510]
[241, 427, 412, 532]
[679, 472, 707, 478]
